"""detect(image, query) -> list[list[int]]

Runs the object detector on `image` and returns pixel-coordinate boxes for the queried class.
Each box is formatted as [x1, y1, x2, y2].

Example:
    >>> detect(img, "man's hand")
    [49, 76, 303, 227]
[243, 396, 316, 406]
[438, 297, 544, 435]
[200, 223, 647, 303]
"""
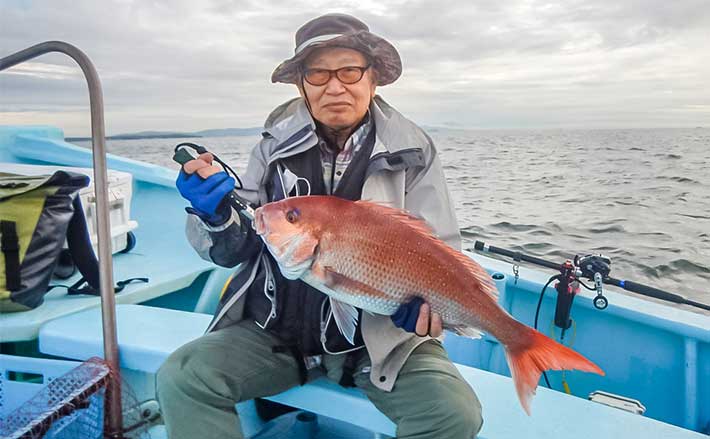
[176, 152, 235, 223]
[183, 153, 222, 179]
[391, 297, 443, 337]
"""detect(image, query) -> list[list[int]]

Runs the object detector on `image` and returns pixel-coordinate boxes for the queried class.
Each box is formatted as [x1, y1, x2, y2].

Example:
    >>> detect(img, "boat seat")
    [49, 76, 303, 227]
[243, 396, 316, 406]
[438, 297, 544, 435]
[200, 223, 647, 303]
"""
[38, 304, 705, 439]
[39, 304, 212, 373]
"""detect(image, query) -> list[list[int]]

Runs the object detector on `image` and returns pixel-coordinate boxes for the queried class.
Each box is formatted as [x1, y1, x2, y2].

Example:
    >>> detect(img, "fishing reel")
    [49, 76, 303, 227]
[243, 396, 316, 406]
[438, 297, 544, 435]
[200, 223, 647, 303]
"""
[553, 254, 611, 333]
[574, 254, 611, 310]
[575, 254, 611, 280]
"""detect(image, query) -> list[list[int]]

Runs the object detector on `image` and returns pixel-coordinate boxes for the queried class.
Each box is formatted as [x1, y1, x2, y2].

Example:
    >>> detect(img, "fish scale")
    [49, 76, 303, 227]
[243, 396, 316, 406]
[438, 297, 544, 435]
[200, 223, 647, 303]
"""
[326, 216, 485, 328]
[331, 223, 469, 336]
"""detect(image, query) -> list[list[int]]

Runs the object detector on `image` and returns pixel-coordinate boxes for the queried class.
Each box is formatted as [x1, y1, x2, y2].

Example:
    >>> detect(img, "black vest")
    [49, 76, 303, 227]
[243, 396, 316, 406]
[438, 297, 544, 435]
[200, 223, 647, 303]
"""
[243, 127, 376, 356]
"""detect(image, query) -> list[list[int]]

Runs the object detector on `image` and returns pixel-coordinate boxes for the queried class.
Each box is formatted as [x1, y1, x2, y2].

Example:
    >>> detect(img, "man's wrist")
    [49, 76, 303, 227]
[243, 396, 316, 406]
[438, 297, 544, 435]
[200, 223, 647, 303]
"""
[186, 205, 229, 226]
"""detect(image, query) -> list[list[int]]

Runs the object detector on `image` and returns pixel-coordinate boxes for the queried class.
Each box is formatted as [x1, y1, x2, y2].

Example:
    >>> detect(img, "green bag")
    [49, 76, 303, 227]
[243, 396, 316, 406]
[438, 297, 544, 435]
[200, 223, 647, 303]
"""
[0, 170, 98, 312]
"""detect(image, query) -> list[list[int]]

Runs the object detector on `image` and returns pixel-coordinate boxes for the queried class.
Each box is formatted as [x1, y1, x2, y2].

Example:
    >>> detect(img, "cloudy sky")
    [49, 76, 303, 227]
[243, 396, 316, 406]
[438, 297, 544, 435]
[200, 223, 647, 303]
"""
[1, 0, 709, 136]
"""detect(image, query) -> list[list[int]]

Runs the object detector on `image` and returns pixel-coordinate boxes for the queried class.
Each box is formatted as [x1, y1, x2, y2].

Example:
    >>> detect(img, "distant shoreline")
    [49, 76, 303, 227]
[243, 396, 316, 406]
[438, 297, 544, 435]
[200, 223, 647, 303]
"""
[66, 127, 263, 142]
[65, 125, 704, 142]
[66, 133, 203, 141]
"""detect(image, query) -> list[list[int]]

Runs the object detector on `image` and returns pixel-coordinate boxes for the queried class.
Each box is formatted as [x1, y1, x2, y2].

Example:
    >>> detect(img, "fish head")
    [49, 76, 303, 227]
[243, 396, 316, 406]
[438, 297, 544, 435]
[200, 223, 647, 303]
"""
[254, 197, 325, 279]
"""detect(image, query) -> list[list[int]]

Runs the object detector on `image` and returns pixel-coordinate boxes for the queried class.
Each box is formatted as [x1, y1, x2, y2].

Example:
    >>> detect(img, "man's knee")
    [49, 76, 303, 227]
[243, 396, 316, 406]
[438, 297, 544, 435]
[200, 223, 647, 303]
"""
[156, 338, 228, 402]
[453, 396, 484, 438]
[395, 384, 483, 438]
[435, 389, 484, 438]
[156, 343, 194, 401]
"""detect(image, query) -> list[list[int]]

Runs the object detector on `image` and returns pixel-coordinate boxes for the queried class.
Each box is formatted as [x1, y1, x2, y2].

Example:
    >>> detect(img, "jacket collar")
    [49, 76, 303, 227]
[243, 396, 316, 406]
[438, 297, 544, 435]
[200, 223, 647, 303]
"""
[262, 95, 430, 157]
[263, 97, 315, 144]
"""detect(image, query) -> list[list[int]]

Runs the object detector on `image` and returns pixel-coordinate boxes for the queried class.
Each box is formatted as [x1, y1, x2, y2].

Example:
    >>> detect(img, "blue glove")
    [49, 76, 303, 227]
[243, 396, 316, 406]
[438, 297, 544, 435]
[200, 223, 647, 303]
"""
[176, 170, 235, 223]
[391, 297, 425, 333]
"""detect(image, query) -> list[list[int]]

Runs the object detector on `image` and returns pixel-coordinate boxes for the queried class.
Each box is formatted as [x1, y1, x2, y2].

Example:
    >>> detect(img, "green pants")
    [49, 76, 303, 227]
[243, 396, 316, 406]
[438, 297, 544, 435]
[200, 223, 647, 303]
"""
[156, 320, 483, 439]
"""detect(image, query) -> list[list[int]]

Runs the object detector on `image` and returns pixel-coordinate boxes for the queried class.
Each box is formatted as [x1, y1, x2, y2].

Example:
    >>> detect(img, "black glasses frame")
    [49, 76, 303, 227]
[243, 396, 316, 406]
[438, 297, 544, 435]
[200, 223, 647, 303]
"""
[301, 64, 372, 86]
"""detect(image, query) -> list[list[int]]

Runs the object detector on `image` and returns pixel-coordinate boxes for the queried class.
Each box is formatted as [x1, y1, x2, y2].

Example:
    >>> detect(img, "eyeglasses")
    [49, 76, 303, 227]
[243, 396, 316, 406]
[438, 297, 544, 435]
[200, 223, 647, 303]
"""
[302, 64, 371, 86]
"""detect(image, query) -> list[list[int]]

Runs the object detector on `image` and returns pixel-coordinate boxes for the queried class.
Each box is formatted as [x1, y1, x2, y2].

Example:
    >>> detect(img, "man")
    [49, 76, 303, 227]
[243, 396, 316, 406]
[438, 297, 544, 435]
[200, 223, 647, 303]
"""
[158, 13, 483, 439]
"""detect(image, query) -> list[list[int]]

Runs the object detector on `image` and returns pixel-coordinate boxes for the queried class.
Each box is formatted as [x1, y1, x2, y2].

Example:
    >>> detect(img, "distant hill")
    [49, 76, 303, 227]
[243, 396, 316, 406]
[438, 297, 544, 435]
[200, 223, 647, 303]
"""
[66, 131, 201, 141]
[114, 130, 202, 139]
[196, 127, 263, 137]
[66, 127, 263, 142]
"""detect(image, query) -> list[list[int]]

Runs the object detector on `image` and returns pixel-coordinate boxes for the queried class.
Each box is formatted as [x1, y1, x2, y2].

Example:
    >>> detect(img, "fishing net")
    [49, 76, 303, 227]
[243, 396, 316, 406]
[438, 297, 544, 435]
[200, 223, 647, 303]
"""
[0, 357, 153, 439]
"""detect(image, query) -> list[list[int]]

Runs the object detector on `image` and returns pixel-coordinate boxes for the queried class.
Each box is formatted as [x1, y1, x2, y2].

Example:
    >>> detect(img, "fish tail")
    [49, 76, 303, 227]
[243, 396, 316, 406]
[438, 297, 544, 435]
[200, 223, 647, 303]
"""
[504, 326, 604, 415]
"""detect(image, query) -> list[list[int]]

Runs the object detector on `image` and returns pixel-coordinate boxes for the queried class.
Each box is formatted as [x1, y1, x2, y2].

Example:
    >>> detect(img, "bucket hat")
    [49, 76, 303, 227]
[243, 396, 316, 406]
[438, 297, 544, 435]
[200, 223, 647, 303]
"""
[271, 13, 402, 86]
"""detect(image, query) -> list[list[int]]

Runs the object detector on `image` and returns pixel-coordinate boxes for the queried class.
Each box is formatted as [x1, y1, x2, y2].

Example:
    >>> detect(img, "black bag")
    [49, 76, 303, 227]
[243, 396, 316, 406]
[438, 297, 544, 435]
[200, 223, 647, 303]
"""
[0, 170, 146, 312]
[0, 170, 100, 311]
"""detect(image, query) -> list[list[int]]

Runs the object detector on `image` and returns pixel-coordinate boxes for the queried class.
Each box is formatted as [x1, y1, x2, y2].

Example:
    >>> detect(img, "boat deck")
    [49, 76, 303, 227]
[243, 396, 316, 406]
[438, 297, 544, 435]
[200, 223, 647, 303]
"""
[36, 304, 708, 438]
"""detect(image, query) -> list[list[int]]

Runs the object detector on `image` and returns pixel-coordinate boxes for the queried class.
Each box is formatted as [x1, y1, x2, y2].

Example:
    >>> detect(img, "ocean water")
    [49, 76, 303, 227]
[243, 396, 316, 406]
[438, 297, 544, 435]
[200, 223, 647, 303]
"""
[76, 127, 710, 314]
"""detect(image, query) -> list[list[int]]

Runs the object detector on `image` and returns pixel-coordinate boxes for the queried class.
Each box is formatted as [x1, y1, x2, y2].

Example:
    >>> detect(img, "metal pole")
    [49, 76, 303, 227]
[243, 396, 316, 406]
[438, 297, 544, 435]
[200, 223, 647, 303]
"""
[0, 41, 123, 438]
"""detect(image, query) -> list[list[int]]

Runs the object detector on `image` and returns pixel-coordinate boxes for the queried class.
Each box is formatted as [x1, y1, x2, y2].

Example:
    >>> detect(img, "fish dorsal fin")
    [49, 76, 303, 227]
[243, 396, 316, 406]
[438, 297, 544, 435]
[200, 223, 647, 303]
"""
[354, 200, 435, 236]
[329, 297, 359, 345]
[354, 200, 498, 302]
[447, 248, 499, 302]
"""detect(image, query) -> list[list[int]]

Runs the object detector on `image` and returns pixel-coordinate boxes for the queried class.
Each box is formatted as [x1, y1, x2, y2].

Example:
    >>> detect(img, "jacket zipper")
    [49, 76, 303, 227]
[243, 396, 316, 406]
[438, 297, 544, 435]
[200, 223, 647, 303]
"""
[255, 254, 277, 329]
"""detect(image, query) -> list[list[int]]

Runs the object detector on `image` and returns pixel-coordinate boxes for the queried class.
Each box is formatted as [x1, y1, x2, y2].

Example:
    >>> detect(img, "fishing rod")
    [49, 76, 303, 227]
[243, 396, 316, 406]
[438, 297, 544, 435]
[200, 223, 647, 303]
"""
[473, 240, 710, 313]
[173, 142, 255, 222]
[475, 239, 709, 391]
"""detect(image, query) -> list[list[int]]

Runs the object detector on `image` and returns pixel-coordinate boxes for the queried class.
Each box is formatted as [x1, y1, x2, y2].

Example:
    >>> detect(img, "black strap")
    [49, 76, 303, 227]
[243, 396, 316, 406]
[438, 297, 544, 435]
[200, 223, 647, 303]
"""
[48, 277, 149, 296]
[1, 220, 21, 291]
[332, 124, 376, 201]
[338, 350, 360, 388]
[46, 195, 148, 297]
[65, 196, 100, 289]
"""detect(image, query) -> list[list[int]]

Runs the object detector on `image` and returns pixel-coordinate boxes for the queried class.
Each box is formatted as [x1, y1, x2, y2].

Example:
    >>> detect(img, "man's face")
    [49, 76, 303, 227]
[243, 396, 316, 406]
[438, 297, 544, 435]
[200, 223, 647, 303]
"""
[300, 47, 376, 130]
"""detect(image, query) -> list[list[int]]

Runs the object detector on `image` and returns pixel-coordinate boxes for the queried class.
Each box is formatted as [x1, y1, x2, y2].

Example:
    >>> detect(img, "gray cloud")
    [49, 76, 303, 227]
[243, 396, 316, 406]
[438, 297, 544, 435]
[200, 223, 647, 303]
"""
[1, 0, 708, 135]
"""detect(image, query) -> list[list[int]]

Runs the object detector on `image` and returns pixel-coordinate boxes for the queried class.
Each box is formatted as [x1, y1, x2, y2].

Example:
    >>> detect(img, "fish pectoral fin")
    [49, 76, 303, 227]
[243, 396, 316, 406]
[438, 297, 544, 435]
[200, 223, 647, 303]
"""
[329, 298, 359, 345]
[322, 266, 388, 298]
[320, 266, 387, 345]
[446, 324, 484, 339]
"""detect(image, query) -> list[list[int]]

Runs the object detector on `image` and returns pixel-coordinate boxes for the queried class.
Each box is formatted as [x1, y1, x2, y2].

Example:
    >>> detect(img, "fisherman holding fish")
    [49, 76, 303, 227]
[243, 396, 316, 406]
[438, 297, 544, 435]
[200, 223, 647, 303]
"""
[160, 13, 489, 439]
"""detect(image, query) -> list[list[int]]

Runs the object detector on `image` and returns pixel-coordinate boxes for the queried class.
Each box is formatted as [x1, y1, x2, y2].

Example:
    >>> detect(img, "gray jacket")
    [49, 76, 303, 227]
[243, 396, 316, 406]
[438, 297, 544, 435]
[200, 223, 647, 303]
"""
[185, 95, 461, 391]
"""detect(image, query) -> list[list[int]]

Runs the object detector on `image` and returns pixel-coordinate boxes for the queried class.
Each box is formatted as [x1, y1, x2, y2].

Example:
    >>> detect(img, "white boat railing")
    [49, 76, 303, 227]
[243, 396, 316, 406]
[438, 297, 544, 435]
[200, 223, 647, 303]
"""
[0, 41, 123, 437]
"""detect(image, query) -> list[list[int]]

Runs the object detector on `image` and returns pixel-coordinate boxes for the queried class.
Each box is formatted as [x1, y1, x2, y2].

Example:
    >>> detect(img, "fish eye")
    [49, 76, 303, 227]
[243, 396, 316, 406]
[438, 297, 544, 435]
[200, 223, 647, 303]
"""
[285, 209, 300, 223]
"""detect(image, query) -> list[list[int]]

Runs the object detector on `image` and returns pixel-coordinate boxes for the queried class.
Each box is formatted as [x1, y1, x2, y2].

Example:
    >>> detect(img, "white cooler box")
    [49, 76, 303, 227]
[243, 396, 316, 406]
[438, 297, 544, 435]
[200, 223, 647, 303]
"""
[0, 163, 138, 254]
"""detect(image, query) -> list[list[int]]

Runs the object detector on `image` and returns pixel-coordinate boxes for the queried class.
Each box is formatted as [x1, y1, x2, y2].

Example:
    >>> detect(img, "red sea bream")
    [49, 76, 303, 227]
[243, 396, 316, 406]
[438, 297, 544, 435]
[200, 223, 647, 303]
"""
[254, 195, 604, 414]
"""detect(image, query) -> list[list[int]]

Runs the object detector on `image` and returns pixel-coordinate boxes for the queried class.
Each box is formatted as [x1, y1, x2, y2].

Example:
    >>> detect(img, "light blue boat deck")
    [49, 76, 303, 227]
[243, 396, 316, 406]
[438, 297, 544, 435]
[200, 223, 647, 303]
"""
[1, 125, 709, 438]
[37, 304, 708, 438]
